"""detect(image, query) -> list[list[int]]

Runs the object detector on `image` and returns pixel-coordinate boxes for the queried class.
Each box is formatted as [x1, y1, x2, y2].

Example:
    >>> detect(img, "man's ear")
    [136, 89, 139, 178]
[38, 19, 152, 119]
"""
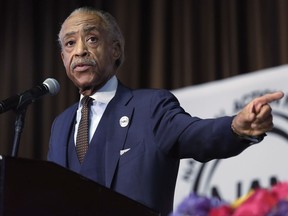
[112, 41, 121, 61]
[61, 52, 65, 62]
[112, 41, 122, 68]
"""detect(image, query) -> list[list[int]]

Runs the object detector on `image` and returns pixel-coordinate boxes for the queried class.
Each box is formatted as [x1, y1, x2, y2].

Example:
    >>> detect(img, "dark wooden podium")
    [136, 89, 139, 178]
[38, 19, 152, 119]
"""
[0, 156, 159, 216]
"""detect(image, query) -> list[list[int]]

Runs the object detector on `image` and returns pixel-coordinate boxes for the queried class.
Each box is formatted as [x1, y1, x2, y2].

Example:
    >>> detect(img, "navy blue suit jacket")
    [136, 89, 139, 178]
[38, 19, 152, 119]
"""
[48, 82, 250, 215]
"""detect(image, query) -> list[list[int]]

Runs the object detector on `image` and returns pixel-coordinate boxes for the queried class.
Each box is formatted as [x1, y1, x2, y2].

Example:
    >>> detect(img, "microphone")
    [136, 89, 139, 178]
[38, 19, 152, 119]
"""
[0, 78, 60, 114]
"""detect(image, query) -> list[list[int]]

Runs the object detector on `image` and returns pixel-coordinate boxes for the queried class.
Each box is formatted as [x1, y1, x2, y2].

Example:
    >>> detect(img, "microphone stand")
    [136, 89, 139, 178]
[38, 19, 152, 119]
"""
[11, 107, 27, 157]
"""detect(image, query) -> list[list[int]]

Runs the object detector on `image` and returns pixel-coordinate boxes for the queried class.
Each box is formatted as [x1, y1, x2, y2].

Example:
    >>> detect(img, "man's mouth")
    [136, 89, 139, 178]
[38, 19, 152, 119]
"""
[73, 64, 93, 72]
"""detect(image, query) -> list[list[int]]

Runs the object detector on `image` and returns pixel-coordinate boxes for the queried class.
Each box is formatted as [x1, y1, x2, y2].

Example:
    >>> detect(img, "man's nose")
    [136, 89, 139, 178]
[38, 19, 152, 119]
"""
[75, 40, 88, 57]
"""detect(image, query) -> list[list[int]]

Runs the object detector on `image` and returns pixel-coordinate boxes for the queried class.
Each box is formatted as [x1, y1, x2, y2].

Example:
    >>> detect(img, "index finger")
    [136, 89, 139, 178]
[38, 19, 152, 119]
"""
[258, 91, 284, 104]
[253, 91, 284, 112]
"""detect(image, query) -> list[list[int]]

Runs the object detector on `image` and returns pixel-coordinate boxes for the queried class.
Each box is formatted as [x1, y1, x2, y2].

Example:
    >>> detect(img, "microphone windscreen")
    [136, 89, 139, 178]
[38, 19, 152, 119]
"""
[43, 78, 60, 95]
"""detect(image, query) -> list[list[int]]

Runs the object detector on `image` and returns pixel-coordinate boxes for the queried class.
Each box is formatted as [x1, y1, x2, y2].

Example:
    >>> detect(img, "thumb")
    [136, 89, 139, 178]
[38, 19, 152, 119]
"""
[245, 102, 257, 123]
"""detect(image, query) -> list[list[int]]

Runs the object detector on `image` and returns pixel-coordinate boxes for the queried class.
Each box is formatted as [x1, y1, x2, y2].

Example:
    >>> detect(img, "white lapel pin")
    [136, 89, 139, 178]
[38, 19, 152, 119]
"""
[119, 116, 129, 127]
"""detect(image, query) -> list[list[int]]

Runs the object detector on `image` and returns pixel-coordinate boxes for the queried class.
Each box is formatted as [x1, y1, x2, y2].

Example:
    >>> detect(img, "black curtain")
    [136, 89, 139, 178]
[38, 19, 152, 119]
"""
[0, 0, 287, 160]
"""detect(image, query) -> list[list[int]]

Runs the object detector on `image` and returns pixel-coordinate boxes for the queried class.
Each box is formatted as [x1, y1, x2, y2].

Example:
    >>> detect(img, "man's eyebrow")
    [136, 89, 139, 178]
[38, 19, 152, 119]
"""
[61, 26, 100, 41]
[83, 25, 99, 33]
[62, 31, 77, 40]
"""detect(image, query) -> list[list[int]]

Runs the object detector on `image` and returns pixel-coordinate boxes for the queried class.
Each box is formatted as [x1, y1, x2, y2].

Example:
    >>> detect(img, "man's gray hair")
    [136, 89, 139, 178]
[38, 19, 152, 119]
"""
[58, 7, 125, 68]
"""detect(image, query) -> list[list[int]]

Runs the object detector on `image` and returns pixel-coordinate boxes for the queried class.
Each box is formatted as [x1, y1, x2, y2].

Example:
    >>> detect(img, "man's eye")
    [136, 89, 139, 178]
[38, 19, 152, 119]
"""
[65, 40, 75, 47]
[88, 37, 97, 43]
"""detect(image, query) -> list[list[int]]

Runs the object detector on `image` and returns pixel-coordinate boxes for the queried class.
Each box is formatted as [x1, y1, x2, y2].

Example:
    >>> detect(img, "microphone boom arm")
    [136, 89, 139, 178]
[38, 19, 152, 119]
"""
[0, 78, 60, 157]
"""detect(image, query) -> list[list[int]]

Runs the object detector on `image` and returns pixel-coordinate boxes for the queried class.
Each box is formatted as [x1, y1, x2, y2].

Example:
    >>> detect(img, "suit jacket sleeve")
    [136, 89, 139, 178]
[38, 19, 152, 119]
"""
[148, 89, 251, 162]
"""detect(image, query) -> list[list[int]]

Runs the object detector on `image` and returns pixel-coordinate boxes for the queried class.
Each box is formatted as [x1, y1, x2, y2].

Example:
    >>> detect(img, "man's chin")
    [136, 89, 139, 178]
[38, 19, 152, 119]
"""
[74, 75, 94, 87]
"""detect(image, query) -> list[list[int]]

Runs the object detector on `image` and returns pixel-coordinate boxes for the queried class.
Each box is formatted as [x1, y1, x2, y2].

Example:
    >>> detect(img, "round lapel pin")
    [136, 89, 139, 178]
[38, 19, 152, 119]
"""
[119, 116, 129, 127]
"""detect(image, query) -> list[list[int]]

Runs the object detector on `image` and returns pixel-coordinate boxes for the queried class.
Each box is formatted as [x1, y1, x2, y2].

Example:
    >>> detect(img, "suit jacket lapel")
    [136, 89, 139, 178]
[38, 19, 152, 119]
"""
[51, 103, 78, 167]
[105, 82, 134, 187]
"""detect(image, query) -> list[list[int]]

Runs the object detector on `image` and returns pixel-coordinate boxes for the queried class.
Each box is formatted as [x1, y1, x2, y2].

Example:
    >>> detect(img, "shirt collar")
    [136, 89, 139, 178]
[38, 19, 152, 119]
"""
[79, 76, 118, 105]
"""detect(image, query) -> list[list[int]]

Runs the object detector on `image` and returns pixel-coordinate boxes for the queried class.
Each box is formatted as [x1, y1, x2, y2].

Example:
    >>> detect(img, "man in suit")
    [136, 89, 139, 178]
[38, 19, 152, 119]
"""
[47, 7, 284, 215]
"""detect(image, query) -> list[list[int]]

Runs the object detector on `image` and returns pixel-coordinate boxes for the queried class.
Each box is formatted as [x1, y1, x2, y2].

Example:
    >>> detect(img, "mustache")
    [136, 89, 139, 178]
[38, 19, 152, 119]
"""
[71, 58, 96, 69]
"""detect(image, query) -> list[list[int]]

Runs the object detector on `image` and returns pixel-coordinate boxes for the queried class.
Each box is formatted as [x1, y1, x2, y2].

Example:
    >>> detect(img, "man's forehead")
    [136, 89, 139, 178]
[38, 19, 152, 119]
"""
[60, 12, 105, 36]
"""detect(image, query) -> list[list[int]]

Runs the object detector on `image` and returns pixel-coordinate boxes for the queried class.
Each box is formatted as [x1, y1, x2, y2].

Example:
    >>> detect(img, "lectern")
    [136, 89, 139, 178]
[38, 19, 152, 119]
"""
[0, 156, 159, 216]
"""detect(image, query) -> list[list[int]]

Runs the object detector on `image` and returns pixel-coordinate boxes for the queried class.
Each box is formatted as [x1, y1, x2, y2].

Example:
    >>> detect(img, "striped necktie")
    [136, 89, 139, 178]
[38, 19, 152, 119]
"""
[76, 96, 93, 164]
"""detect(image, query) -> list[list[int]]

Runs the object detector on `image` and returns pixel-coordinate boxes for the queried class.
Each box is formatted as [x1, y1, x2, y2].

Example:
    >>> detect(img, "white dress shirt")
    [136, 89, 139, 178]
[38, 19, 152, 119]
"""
[74, 76, 118, 144]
